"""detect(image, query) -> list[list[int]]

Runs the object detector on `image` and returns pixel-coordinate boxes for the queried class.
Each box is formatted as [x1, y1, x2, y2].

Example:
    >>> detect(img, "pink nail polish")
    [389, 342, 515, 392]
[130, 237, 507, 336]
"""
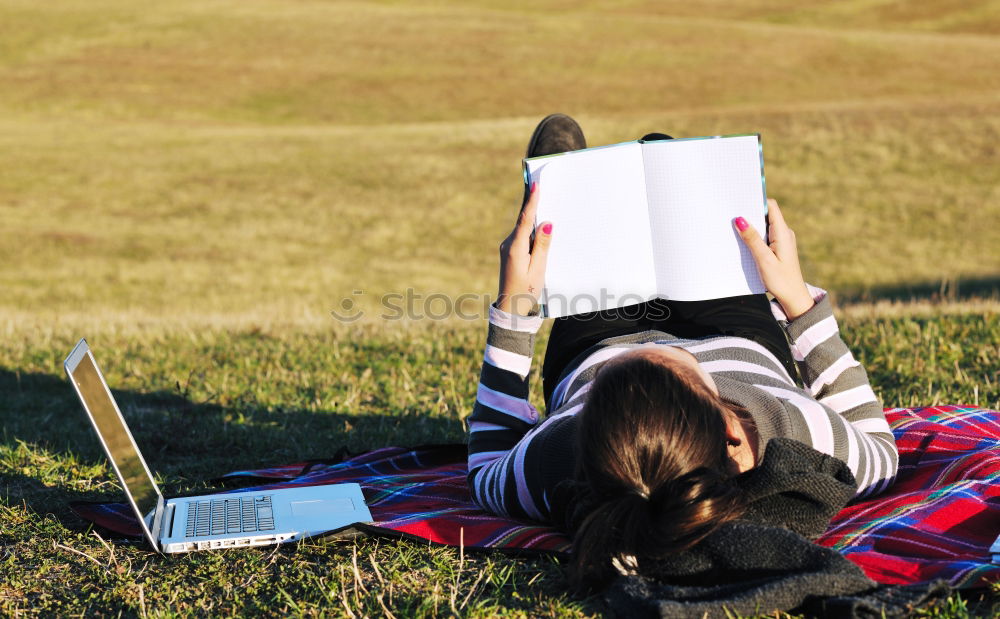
[541, 223, 552, 234]
[531, 181, 537, 194]
[734, 217, 749, 231]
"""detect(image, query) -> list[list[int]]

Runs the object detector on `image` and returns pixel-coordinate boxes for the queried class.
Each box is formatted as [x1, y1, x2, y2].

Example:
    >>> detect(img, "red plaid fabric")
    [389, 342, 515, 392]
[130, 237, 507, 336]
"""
[72, 406, 1000, 588]
[817, 406, 1000, 588]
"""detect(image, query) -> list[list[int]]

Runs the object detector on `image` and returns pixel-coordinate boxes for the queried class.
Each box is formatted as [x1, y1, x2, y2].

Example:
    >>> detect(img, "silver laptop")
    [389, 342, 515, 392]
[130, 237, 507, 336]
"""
[64, 338, 372, 554]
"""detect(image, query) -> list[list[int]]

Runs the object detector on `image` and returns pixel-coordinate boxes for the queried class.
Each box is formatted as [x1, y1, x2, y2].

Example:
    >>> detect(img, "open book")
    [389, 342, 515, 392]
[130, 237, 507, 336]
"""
[524, 134, 769, 318]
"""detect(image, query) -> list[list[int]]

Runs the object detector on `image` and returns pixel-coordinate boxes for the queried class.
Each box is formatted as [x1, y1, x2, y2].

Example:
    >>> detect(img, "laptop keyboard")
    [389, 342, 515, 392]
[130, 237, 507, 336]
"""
[185, 495, 275, 537]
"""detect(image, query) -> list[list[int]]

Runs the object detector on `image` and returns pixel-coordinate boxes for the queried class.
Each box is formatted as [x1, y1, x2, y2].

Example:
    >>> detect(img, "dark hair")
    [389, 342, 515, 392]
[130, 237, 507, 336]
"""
[568, 349, 747, 590]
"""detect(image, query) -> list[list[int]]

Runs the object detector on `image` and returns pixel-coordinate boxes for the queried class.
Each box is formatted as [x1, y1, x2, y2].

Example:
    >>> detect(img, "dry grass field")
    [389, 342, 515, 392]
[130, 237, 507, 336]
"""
[1, 0, 999, 327]
[1, 1, 999, 616]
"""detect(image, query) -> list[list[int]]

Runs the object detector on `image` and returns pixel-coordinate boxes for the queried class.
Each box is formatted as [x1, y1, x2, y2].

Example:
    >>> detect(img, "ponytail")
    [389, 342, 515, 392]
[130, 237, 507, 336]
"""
[567, 350, 748, 591]
[572, 492, 651, 587]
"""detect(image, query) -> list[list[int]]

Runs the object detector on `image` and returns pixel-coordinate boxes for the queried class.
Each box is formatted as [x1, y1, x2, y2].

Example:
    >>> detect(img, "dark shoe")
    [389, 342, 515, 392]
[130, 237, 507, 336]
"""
[640, 132, 674, 142]
[525, 114, 587, 158]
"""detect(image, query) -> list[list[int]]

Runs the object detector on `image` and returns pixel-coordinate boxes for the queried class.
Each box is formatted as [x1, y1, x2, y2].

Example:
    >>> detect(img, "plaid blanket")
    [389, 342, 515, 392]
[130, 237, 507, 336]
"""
[817, 405, 1000, 588]
[72, 406, 1000, 588]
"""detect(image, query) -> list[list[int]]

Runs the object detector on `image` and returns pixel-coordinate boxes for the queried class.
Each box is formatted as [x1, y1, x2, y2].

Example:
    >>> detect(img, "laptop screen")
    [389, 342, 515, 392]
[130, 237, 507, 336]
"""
[70, 351, 160, 520]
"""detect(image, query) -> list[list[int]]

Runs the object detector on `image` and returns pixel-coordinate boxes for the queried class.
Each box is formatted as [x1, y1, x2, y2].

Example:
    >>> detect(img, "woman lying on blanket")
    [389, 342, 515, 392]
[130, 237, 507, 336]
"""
[465, 114, 899, 590]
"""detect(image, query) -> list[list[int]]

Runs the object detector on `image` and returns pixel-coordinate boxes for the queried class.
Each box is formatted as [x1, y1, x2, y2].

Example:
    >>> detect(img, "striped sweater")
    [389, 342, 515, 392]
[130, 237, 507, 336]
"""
[466, 288, 898, 524]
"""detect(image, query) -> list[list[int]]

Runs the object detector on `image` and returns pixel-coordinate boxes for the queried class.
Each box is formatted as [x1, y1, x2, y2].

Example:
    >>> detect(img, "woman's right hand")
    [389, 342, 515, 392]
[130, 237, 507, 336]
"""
[734, 199, 815, 321]
[496, 182, 553, 317]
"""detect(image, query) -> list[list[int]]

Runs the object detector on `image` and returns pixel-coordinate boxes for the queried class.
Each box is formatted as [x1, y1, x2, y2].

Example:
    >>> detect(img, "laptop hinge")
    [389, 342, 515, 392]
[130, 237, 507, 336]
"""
[149, 495, 167, 553]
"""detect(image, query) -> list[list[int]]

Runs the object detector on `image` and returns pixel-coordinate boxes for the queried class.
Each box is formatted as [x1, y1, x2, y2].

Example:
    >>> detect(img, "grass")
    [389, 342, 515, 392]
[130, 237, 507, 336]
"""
[1, 0, 999, 615]
[2, 315, 998, 616]
[2, 2, 1000, 322]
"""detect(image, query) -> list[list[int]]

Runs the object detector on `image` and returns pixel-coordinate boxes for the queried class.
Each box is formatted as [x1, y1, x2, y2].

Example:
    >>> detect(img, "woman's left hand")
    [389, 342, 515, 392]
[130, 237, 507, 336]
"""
[734, 198, 815, 320]
[496, 182, 553, 316]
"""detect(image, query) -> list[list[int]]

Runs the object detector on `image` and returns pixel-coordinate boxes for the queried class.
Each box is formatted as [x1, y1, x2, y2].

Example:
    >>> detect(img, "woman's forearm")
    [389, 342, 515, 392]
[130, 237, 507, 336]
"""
[780, 292, 898, 495]
[466, 305, 543, 516]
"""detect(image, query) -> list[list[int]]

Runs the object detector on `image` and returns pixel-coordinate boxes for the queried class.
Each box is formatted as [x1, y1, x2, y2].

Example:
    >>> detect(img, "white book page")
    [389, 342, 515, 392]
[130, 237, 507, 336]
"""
[641, 135, 767, 301]
[525, 143, 657, 317]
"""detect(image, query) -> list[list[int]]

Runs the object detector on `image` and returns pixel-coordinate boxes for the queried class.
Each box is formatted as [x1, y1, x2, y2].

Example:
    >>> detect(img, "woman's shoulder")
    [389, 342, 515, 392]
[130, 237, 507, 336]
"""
[521, 411, 580, 519]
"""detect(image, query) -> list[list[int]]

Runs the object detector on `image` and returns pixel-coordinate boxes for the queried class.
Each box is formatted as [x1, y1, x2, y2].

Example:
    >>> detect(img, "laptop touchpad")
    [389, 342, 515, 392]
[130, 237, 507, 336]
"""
[290, 498, 355, 516]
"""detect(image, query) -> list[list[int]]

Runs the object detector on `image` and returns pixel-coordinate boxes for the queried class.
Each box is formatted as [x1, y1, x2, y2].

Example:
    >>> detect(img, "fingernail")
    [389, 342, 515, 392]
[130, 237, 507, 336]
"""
[530, 181, 537, 194]
[541, 222, 552, 235]
[734, 217, 749, 232]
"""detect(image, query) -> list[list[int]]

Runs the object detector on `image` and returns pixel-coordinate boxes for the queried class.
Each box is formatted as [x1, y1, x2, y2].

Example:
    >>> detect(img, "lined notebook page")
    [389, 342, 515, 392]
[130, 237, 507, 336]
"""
[642, 135, 767, 301]
[526, 143, 657, 317]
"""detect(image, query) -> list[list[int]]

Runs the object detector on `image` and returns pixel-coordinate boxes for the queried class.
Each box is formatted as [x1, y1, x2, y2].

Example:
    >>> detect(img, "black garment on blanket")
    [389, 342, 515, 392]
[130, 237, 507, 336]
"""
[553, 438, 950, 618]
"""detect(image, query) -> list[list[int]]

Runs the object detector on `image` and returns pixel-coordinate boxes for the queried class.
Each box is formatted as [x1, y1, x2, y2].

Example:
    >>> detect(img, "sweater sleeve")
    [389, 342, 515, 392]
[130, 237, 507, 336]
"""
[466, 304, 545, 519]
[771, 286, 898, 497]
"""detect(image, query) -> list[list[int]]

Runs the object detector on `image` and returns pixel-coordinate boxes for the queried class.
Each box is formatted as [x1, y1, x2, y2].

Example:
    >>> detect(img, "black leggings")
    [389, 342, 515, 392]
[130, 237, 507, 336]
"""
[540, 295, 800, 409]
